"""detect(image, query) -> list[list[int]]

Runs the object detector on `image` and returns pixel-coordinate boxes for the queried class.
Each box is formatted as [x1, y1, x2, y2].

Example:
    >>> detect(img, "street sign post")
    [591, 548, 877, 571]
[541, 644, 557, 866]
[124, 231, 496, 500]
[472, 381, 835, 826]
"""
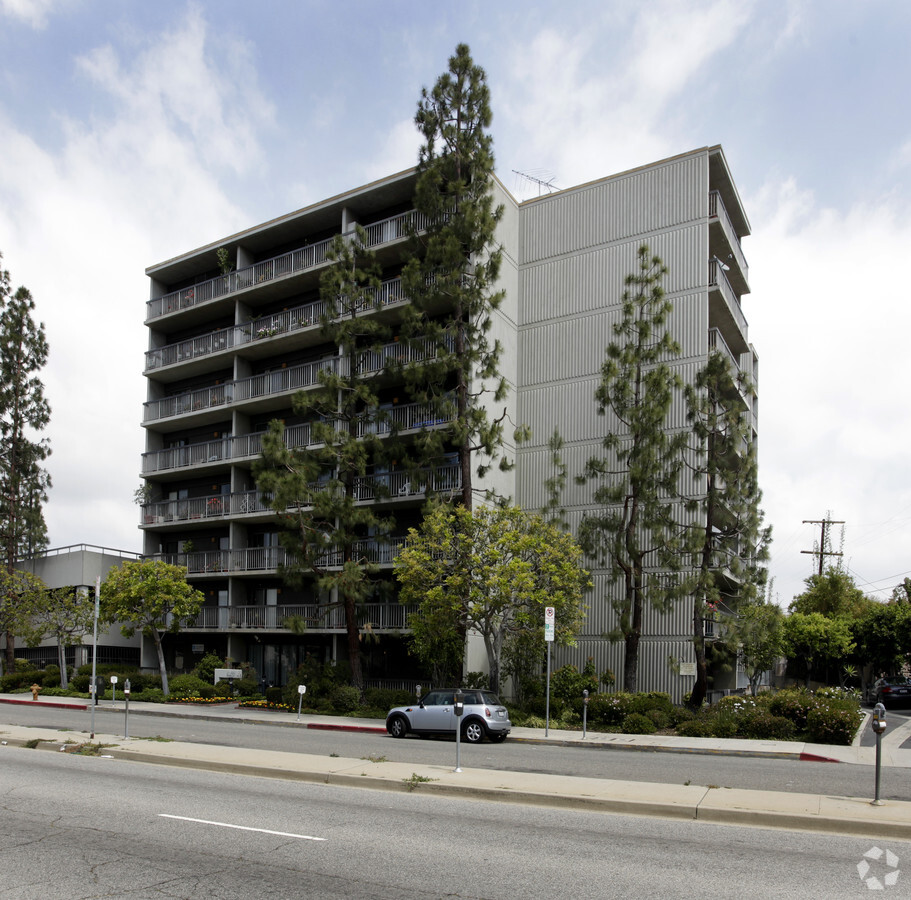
[544, 607, 555, 736]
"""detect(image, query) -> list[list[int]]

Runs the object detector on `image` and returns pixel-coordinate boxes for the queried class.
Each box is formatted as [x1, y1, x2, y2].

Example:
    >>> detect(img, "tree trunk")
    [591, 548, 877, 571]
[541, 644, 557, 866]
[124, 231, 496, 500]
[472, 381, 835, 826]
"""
[690, 599, 708, 708]
[153, 631, 169, 696]
[344, 593, 363, 692]
[57, 640, 68, 688]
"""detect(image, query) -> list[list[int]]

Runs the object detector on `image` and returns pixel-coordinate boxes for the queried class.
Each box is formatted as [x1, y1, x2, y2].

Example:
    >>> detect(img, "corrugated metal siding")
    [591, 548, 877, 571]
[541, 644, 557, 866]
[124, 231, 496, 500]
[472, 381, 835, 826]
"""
[521, 154, 708, 266]
[520, 225, 708, 327]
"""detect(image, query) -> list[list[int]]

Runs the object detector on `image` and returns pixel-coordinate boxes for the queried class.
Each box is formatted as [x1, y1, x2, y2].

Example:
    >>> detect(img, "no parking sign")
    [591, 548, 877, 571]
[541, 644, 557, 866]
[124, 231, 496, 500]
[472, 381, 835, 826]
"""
[544, 606, 555, 642]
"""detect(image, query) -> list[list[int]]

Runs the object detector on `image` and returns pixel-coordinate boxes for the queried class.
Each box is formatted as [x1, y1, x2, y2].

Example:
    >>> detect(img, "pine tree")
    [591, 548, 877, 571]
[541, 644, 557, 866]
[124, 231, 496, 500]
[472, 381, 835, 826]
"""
[578, 246, 687, 693]
[254, 227, 395, 691]
[0, 253, 51, 672]
[683, 352, 770, 707]
[400, 43, 507, 510]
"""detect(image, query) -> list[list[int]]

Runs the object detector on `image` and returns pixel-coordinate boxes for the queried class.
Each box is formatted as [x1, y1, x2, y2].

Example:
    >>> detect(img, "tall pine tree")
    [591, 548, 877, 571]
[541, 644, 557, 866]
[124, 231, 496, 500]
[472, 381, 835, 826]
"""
[683, 352, 770, 707]
[578, 246, 687, 693]
[0, 253, 51, 672]
[254, 227, 395, 691]
[400, 43, 508, 510]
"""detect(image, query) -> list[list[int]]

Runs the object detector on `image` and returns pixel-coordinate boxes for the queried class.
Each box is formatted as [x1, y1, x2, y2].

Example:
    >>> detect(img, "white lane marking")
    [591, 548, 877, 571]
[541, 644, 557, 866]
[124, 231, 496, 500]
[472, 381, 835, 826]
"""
[159, 814, 327, 841]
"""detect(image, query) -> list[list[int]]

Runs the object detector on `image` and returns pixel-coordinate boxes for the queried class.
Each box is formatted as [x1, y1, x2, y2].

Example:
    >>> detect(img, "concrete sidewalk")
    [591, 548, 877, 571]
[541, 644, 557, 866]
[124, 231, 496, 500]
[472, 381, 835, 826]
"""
[2, 693, 911, 839]
[4, 692, 911, 767]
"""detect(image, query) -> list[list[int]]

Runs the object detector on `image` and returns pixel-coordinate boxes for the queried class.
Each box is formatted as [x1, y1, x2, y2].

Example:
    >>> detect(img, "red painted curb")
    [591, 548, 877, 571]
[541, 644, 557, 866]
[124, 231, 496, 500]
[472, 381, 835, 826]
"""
[306, 723, 387, 734]
[0, 697, 88, 711]
[799, 751, 841, 763]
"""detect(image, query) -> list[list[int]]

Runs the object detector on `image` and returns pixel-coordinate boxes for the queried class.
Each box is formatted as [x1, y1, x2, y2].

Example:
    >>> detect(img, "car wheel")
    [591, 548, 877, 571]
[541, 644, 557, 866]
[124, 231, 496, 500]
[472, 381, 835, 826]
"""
[488, 732, 508, 743]
[463, 720, 485, 743]
[387, 715, 408, 738]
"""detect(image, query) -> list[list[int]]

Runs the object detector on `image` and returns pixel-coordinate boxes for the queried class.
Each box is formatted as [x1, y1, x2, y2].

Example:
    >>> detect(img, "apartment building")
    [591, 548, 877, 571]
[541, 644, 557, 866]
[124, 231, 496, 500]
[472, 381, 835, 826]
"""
[141, 145, 756, 698]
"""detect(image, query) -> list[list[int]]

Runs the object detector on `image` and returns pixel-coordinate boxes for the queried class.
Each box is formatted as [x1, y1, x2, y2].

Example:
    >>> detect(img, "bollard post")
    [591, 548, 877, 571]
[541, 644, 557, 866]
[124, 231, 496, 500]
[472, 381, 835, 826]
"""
[582, 689, 589, 739]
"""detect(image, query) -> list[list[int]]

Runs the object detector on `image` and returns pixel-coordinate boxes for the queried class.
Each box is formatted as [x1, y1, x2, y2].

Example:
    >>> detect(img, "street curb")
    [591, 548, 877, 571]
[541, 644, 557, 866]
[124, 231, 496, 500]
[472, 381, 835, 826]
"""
[3, 735, 906, 840]
[0, 697, 88, 711]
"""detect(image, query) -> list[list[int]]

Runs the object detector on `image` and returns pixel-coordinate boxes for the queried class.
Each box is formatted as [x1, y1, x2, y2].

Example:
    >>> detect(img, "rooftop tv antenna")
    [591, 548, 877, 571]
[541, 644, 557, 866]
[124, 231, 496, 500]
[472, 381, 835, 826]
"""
[512, 169, 558, 196]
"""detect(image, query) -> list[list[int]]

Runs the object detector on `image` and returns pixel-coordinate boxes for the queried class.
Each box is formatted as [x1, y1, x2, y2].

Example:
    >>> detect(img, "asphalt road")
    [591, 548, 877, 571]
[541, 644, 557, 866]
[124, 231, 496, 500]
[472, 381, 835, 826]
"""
[2, 703, 908, 803]
[1, 748, 907, 899]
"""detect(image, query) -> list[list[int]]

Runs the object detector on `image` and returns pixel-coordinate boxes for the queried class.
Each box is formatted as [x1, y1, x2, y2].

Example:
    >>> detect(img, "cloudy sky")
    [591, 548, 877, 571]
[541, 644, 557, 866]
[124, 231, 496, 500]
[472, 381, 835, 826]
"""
[0, 0, 908, 606]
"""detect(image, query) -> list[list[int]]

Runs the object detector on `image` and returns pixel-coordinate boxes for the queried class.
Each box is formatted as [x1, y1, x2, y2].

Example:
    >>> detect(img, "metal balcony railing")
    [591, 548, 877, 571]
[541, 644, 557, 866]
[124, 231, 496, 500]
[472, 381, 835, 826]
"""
[145, 277, 410, 372]
[708, 191, 749, 286]
[153, 538, 406, 575]
[147, 210, 428, 321]
[184, 602, 417, 631]
[708, 259, 748, 340]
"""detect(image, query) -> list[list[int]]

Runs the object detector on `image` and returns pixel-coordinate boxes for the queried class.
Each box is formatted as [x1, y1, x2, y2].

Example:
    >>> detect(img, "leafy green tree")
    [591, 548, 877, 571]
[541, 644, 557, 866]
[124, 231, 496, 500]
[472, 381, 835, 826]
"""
[395, 505, 589, 693]
[0, 253, 51, 671]
[100, 559, 204, 696]
[889, 578, 911, 605]
[25, 585, 96, 688]
[577, 245, 687, 693]
[0, 569, 46, 671]
[683, 352, 771, 707]
[852, 602, 911, 678]
[400, 43, 509, 510]
[790, 566, 873, 619]
[782, 611, 854, 688]
[254, 226, 394, 691]
[729, 598, 784, 696]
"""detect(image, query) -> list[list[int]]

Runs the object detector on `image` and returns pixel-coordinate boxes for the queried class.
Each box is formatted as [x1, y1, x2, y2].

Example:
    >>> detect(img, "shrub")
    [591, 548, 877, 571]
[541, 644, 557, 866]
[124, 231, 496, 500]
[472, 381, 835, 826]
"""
[738, 711, 797, 741]
[671, 706, 696, 727]
[521, 715, 547, 729]
[41, 666, 61, 687]
[550, 660, 599, 705]
[707, 712, 738, 739]
[558, 708, 581, 727]
[464, 672, 489, 689]
[645, 708, 670, 729]
[806, 703, 862, 745]
[363, 688, 414, 710]
[265, 686, 284, 705]
[140, 688, 166, 703]
[234, 677, 259, 697]
[768, 689, 813, 729]
[192, 653, 225, 684]
[621, 712, 657, 735]
[675, 719, 714, 738]
[329, 685, 361, 713]
[588, 692, 634, 727]
[168, 674, 211, 697]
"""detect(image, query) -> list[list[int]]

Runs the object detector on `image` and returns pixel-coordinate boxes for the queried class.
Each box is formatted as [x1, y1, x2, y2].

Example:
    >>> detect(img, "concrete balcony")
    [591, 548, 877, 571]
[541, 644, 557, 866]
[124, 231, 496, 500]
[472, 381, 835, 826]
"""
[144, 277, 408, 374]
[139, 464, 461, 526]
[709, 191, 749, 295]
[183, 601, 417, 632]
[153, 537, 406, 575]
[146, 210, 427, 322]
[708, 260, 749, 356]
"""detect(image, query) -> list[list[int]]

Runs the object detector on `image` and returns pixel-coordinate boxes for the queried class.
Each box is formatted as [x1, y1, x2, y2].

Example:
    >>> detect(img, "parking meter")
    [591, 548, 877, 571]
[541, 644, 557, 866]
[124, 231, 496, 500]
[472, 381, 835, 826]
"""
[110, 674, 118, 705]
[872, 703, 887, 734]
[453, 691, 465, 773]
[123, 678, 130, 697]
[123, 679, 131, 739]
[416, 684, 422, 700]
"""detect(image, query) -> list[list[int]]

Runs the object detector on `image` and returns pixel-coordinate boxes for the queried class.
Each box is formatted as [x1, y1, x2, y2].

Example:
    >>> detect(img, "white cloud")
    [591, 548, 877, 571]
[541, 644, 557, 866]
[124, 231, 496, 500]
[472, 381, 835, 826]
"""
[0, 0, 67, 29]
[747, 178, 911, 601]
[0, 7, 275, 553]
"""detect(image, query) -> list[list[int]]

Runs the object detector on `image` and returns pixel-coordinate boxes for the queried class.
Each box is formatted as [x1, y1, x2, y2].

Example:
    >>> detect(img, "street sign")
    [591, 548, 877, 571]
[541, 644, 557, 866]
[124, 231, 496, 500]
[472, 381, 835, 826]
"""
[544, 606, 555, 642]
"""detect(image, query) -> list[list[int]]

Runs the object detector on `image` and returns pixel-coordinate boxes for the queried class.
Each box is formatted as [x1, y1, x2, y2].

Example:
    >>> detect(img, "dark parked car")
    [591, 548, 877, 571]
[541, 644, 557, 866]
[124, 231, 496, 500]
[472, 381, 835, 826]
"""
[868, 677, 911, 708]
[386, 689, 511, 743]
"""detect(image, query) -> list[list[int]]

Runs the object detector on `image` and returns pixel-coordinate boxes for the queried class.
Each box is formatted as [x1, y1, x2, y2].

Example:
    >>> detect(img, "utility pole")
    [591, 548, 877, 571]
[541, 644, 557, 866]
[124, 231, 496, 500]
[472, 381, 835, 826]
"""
[802, 516, 844, 576]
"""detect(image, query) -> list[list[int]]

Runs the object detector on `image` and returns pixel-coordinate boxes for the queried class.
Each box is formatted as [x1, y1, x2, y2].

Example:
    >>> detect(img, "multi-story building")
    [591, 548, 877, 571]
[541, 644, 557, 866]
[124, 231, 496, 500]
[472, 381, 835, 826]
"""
[141, 145, 756, 699]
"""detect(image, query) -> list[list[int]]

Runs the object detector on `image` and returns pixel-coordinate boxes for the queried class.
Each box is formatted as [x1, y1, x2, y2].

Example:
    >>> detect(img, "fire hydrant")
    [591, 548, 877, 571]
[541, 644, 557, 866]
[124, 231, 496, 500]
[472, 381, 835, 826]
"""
[30, 683, 41, 701]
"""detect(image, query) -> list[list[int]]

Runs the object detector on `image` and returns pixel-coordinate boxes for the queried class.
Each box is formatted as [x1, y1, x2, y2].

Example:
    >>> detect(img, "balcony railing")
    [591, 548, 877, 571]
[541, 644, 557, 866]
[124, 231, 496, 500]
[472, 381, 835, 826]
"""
[140, 464, 460, 525]
[143, 335, 447, 423]
[184, 601, 417, 631]
[154, 538, 406, 575]
[141, 398, 450, 474]
[708, 259, 748, 343]
[707, 328, 739, 371]
[147, 210, 427, 321]
[709, 191, 749, 287]
[145, 277, 410, 372]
